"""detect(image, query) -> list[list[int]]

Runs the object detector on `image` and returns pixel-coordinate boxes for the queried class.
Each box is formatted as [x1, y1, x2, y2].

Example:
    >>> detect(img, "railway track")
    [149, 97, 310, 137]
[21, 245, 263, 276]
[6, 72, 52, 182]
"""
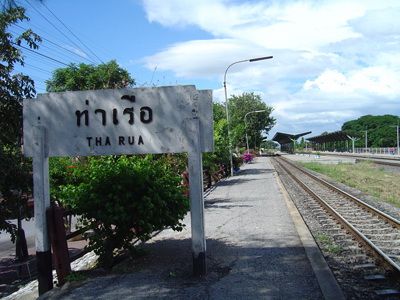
[308, 152, 400, 168]
[273, 156, 400, 297]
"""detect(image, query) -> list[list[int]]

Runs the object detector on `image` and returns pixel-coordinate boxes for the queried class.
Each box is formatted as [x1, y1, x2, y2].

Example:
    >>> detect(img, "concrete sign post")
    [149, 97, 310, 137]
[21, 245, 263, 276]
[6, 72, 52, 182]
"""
[188, 91, 207, 275]
[24, 86, 213, 294]
[32, 126, 53, 294]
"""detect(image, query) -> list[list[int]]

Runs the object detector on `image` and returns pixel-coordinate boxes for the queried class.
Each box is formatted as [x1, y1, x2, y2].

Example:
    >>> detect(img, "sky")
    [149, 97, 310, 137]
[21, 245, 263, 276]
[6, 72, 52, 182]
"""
[7, 0, 400, 139]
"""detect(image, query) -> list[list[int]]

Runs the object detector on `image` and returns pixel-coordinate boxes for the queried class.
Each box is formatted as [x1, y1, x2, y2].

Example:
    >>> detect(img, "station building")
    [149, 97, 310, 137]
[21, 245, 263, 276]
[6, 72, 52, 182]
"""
[272, 131, 311, 153]
[307, 131, 353, 152]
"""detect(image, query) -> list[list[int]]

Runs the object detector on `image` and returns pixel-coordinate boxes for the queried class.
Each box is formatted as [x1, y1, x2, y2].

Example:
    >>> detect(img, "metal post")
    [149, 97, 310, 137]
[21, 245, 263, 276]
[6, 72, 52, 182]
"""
[223, 56, 273, 175]
[389, 124, 399, 156]
[223, 80, 235, 176]
[397, 125, 399, 156]
[245, 131, 250, 154]
[32, 126, 53, 295]
[365, 130, 368, 153]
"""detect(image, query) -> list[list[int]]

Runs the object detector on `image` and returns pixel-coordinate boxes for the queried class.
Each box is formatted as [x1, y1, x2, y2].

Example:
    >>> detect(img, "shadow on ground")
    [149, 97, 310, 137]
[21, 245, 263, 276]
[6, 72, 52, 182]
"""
[43, 237, 323, 300]
[238, 168, 275, 176]
[204, 198, 253, 209]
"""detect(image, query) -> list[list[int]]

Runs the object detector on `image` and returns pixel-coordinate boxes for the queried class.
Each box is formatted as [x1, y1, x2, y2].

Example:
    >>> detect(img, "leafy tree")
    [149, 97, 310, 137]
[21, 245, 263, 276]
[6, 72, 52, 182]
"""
[228, 92, 275, 152]
[46, 60, 134, 92]
[261, 140, 278, 150]
[342, 115, 400, 148]
[203, 103, 230, 173]
[0, 4, 41, 260]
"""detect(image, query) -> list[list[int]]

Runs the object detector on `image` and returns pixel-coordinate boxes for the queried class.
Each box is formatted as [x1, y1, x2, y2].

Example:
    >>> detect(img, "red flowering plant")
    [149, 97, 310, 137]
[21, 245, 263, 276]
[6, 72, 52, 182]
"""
[242, 152, 253, 163]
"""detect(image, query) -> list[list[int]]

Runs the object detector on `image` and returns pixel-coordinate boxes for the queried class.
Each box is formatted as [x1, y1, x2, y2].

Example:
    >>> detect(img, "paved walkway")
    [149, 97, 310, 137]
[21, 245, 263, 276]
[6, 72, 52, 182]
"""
[39, 156, 341, 299]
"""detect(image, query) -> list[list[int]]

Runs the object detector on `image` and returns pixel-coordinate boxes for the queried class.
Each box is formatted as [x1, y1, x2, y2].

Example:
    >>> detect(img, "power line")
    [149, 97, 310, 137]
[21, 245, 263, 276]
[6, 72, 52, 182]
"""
[22, 0, 101, 64]
[13, 42, 70, 66]
[23, 52, 67, 68]
[9, 28, 89, 65]
[12, 24, 97, 64]
[23, 63, 53, 75]
[39, 1, 104, 64]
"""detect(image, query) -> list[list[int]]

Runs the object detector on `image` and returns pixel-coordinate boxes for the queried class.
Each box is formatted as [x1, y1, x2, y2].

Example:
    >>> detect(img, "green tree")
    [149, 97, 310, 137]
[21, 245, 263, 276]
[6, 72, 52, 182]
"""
[261, 140, 278, 150]
[46, 60, 134, 92]
[203, 103, 230, 173]
[342, 115, 400, 148]
[0, 5, 41, 260]
[228, 92, 275, 152]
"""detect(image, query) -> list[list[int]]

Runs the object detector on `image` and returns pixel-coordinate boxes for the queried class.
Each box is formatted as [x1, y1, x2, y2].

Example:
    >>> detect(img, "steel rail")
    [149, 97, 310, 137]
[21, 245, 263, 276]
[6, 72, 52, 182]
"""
[279, 156, 400, 229]
[274, 157, 400, 275]
[306, 152, 400, 166]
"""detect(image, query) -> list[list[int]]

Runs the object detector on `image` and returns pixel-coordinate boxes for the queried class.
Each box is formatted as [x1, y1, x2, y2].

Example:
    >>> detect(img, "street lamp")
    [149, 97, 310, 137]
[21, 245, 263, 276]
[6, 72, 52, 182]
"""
[223, 56, 273, 176]
[390, 123, 399, 155]
[244, 110, 266, 154]
[347, 135, 358, 154]
[290, 138, 296, 154]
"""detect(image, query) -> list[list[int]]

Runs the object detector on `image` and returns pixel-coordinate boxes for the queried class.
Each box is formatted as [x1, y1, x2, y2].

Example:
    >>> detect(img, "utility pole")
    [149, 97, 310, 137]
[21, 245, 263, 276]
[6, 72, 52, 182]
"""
[364, 130, 368, 153]
[347, 135, 358, 154]
[223, 56, 273, 176]
[390, 123, 399, 155]
[397, 125, 399, 156]
[290, 138, 296, 154]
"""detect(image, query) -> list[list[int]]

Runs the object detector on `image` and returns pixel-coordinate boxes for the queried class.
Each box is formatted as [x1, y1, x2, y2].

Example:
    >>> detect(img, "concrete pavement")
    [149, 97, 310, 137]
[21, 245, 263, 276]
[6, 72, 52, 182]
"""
[39, 156, 342, 299]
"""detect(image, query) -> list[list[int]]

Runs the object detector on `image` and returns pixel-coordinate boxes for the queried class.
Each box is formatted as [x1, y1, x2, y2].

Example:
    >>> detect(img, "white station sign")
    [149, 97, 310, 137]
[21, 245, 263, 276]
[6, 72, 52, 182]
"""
[23, 85, 213, 157]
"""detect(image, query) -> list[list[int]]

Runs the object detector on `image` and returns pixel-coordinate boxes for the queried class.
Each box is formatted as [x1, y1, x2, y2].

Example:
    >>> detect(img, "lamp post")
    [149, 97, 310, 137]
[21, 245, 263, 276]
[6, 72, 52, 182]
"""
[396, 125, 399, 156]
[224, 56, 273, 176]
[347, 135, 358, 154]
[364, 130, 368, 153]
[244, 110, 266, 154]
[390, 123, 399, 155]
[290, 138, 296, 154]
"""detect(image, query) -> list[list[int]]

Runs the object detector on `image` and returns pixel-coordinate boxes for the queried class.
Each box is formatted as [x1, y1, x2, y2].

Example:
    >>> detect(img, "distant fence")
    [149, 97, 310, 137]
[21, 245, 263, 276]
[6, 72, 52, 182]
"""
[353, 147, 399, 155]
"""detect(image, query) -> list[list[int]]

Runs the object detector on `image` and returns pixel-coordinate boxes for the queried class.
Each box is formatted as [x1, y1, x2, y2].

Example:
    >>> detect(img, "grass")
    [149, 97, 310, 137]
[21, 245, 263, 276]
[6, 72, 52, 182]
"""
[300, 161, 400, 208]
[315, 233, 343, 254]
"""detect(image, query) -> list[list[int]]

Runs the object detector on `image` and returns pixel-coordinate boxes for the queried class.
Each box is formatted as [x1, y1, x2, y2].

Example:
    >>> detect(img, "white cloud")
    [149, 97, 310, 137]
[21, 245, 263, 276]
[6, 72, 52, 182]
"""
[304, 67, 400, 97]
[143, 39, 267, 78]
[140, 0, 400, 136]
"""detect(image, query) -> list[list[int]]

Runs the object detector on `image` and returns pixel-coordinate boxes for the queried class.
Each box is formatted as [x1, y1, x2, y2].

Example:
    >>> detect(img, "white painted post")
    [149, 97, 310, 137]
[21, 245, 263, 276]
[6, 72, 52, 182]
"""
[397, 125, 399, 156]
[188, 96, 206, 277]
[32, 126, 53, 294]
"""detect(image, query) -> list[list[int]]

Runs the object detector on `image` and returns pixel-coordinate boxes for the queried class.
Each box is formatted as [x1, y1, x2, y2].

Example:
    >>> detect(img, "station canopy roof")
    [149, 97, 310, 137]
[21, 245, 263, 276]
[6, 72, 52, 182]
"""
[307, 131, 350, 144]
[272, 131, 312, 144]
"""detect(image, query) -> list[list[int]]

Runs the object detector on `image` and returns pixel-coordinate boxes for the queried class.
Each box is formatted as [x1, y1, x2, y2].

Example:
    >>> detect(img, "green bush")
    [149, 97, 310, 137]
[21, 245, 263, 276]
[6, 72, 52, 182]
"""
[51, 155, 189, 268]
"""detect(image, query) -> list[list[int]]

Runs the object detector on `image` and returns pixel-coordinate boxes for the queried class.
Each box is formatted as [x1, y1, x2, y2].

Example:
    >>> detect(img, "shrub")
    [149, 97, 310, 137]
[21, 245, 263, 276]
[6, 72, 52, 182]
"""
[52, 155, 189, 268]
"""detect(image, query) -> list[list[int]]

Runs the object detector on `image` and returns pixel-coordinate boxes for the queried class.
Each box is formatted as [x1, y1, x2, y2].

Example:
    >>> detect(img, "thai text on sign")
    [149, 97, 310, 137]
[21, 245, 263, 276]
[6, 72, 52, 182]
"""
[23, 85, 213, 157]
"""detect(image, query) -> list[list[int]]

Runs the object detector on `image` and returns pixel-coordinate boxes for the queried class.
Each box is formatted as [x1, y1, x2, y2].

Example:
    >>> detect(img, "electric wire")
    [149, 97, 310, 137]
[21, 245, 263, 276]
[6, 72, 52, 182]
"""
[39, 1, 104, 64]
[12, 1, 118, 67]
[12, 24, 97, 64]
[9, 28, 89, 65]
[23, 63, 53, 75]
[13, 42, 70, 66]
[22, 0, 101, 64]
[23, 53, 67, 69]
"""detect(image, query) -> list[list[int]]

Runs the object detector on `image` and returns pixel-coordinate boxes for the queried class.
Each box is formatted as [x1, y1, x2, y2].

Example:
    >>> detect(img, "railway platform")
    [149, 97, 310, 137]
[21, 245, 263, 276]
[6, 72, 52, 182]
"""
[24, 157, 343, 299]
